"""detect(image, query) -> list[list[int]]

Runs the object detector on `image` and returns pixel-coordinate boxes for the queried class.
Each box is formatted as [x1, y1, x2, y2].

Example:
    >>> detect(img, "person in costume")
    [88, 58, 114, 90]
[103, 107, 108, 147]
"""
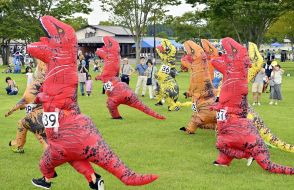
[179, 40, 216, 133]
[28, 16, 158, 190]
[5, 60, 47, 153]
[95, 36, 166, 120]
[211, 37, 294, 174]
[155, 38, 191, 111]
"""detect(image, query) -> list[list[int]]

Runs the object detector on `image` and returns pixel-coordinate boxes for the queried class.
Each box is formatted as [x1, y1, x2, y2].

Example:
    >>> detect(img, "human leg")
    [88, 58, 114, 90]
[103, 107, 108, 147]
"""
[135, 76, 143, 95]
[141, 76, 147, 96]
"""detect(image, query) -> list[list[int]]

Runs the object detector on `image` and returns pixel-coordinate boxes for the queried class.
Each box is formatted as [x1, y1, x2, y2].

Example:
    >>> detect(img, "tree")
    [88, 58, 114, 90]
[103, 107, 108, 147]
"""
[98, 20, 116, 26]
[186, 0, 294, 46]
[156, 31, 168, 39]
[101, 0, 180, 63]
[266, 11, 294, 46]
[64, 16, 88, 31]
[0, 0, 92, 65]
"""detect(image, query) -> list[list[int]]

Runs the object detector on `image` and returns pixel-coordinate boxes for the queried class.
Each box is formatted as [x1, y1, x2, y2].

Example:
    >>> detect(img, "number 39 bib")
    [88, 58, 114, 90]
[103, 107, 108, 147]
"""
[42, 112, 59, 128]
[216, 109, 227, 121]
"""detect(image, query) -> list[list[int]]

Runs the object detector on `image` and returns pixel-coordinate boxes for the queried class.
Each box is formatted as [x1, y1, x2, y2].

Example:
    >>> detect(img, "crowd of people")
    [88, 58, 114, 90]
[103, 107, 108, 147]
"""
[251, 50, 285, 106]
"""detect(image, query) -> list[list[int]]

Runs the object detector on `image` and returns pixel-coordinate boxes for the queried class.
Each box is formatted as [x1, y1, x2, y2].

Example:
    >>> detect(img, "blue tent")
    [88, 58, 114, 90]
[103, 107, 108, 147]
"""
[132, 38, 183, 48]
[271, 42, 282, 47]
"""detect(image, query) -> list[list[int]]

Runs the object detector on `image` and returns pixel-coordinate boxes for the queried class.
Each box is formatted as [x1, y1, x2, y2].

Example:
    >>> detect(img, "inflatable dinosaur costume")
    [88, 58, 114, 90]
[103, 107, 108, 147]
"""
[95, 36, 165, 120]
[27, 16, 158, 189]
[179, 40, 216, 133]
[211, 37, 293, 174]
[5, 60, 47, 153]
[156, 39, 191, 111]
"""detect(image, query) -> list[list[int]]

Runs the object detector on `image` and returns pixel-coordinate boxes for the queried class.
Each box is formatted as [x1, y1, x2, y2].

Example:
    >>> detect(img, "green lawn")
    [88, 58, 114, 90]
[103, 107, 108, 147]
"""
[0, 62, 293, 190]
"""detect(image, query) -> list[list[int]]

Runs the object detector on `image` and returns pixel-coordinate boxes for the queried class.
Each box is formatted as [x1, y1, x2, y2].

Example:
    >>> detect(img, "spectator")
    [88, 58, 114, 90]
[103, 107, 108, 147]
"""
[252, 68, 266, 106]
[120, 58, 134, 85]
[3, 66, 12, 73]
[5, 77, 18, 95]
[78, 56, 88, 96]
[85, 75, 93, 96]
[263, 60, 273, 93]
[135, 57, 148, 97]
[13, 52, 22, 73]
[26, 67, 33, 86]
[145, 60, 157, 99]
[269, 64, 284, 105]
[266, 49, 271, 61]
[84, 52, 91, 71]
[271, 49, 276, 60]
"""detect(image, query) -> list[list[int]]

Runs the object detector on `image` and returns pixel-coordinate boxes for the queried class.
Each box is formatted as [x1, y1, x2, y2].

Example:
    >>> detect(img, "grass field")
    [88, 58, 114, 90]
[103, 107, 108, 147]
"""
[0, 62, 293, 190]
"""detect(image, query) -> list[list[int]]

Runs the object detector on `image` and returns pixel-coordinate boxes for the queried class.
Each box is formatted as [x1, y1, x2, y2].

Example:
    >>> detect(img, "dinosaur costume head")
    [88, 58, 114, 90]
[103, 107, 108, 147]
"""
[248, 42, 264, 82]
[27, 16, 78, 112]
[211, 37, 249, 117]
[95, 36, 120, 83]
[156, 38, 176, 65]
[182, 40, 207, 70]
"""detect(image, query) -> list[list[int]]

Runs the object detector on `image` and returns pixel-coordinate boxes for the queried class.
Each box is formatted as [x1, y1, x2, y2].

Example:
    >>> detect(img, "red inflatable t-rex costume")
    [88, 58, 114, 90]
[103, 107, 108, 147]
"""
[211, 37, 293, 175]
[95, 36, 165, 120]
[27, 16, 158, 189]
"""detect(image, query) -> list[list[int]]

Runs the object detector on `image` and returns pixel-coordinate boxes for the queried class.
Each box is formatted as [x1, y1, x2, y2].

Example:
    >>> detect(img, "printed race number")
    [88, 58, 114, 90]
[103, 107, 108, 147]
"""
[216, 109, 227, 121]
[42, 112, 59, 128]
[103, 81, 113, 91]
[160, 65, 171, 74]
[191, 103, 198, 112]
[25, 104, 36, 114]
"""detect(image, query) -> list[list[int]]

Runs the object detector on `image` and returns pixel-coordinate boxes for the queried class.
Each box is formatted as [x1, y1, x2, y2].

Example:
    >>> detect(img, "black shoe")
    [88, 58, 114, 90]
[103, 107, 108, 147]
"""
[32, 177, 51, 189]
[142, 95, 145, 97]
[89, 173, 104, 190]
[155, 101, 163, 106]
[183, 92, 188, 99]
[9, 141, 12, 146]
[213, 161, 228, 167]
[113, 116, 123, 120]
[179, 127, 187, 131]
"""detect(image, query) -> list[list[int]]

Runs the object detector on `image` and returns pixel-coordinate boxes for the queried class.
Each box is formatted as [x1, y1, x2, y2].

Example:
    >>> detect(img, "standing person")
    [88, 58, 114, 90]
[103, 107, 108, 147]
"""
[269, 64, 284, 105]
[13, 52, 22, 73]
[271, 49, 276, 60]
[120, 58, 134, 85]
[266, 49, 271, 61]
[252, 68, 266, 106]
[135, 57, 148, 97]
[26, 67, 34, 86]
[85, 52, 91, 71]
[86, 75, 93, 96]
[5, 77, 18, 95]
[263, 60, 273, 93]
[78, 56, 88, 96]
[146, 60, 157, 99]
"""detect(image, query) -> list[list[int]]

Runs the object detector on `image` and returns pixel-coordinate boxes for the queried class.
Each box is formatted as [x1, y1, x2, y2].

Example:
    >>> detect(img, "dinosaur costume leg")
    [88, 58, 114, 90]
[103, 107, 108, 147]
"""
[106, 99, 121, 119]
[69, 160, 95, 182]
[40, 114, 157, 185]
[10, 118, 28, 149]
[185, 109, 216, 134]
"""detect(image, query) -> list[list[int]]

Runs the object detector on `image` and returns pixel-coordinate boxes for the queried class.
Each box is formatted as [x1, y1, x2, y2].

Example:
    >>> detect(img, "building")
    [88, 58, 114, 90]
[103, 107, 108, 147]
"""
[77, 25, 135, 57]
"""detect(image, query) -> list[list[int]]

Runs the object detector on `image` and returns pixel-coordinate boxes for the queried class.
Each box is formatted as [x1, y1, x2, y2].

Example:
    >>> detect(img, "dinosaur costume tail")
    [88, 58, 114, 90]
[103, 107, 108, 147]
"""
[168, 101, 192, 111]
[128, 95, 165, 120]
[252, 144, 294, 175]
[247, 106, 294, 153]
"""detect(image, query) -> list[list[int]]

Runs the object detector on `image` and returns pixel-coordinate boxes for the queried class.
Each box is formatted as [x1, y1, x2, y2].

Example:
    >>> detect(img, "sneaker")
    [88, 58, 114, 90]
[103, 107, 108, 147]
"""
[257, 102, 261, 106]
[252, 102, 256, 106]
[141, 95, 145, 97]
[275, 102, 278, 106]
[11, 147, 24, 153]
[269, 101, 273, 105]
[213, 161, 228, 167]
[89, 174, 104, 190]
[32, 177, 51, 189]
[247, 157, 255, 166]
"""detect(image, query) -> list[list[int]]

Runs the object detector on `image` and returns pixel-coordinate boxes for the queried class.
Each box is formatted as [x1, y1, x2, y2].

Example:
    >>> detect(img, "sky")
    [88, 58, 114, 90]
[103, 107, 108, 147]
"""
[85, 0, 197, 25]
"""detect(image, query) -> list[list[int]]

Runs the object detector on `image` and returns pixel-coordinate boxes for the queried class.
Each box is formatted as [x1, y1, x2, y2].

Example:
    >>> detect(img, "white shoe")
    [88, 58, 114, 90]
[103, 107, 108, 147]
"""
[269, 101, 273, 105]
[252, 102, 256, 106]
[97, 178, 104, 190]
[275, 102, 278, 105]
[247, 157, 254, 166]
[257, 102, 261, 106]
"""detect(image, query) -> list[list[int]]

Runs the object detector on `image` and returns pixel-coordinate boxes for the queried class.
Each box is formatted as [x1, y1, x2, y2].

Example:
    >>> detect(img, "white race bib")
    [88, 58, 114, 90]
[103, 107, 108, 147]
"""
[42, 112, 59, 128]
[25, 104, 36, 114]
[191, 103, 198, 112]
[216, 109, 227, 121]
[103, 81, 113, 91]
[160, 65, 171, 75]
[214, 71, 223, 78]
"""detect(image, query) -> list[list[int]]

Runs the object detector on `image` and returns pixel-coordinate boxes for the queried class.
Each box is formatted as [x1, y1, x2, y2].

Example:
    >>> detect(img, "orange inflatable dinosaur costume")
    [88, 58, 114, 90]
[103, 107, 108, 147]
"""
[180, 40, 216, 134]
[5, 60, 47, 153]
